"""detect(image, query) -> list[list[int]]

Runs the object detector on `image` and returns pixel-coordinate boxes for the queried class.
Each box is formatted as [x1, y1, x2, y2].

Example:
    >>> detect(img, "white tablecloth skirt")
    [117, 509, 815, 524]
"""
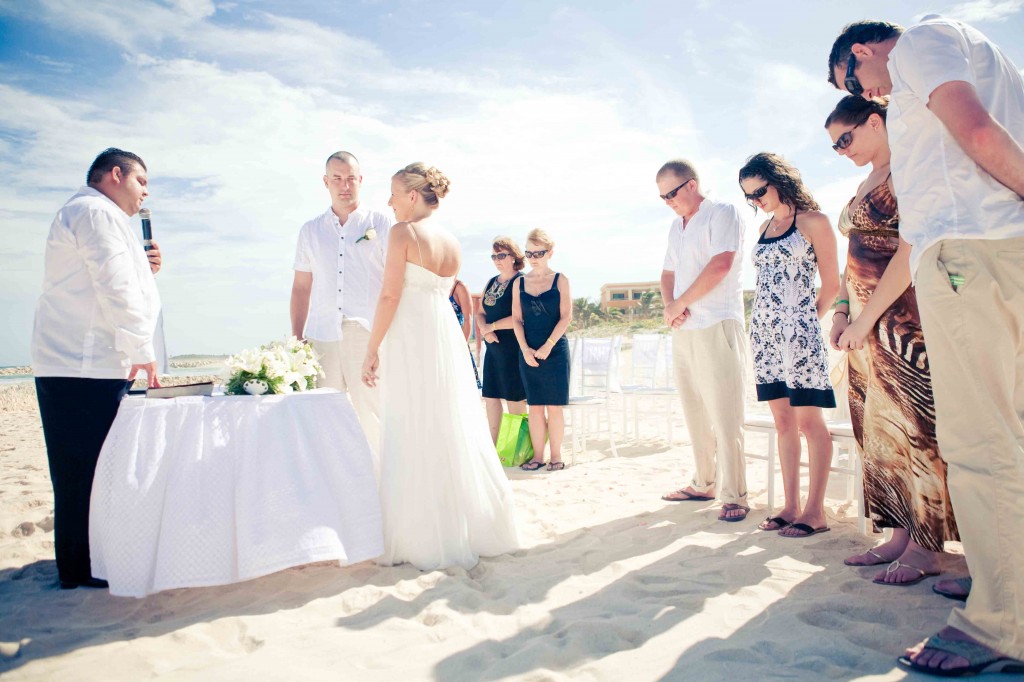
[90, 390, 383, 597]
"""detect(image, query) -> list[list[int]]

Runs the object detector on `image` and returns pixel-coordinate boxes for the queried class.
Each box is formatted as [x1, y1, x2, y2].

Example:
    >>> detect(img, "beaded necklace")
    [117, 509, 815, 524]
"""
[484, 275, 515, 307]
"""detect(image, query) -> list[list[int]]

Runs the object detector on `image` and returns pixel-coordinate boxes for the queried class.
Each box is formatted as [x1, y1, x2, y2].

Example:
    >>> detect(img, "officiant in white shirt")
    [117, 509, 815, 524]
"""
[291, 151, 393, 457]
[33, 148, 163, 590]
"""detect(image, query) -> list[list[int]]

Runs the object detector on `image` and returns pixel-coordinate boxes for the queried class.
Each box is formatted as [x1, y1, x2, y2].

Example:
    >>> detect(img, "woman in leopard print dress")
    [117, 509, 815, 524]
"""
[826, 96, 958, 586]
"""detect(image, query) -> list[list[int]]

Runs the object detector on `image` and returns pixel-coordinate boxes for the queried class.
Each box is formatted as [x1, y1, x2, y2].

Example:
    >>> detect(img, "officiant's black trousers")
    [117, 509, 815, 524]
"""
[35, 377, 131, 583]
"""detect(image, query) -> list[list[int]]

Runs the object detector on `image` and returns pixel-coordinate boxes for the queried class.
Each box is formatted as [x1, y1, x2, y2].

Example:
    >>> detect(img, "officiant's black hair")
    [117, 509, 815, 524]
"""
[87, 148, 147, 185]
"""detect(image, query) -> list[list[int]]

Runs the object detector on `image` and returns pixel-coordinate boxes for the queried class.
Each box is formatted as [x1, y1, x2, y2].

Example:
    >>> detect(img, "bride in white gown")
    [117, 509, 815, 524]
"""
[361, 163, 519, 571]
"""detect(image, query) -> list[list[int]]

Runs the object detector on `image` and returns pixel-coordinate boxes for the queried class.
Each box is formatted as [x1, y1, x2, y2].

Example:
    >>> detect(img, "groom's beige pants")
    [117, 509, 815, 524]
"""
[311, 320, 381, 473]
[916, 237, 1024, 660]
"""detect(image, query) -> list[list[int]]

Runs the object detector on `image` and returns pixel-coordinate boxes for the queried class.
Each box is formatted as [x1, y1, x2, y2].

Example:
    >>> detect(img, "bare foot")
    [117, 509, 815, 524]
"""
[778, 512, 828, 538]
[661, 486, 715, 502]
[933, 576, 971, 601]
[902, 626, 1022, 674]
[718, 503, 750, 521]
[845, 529, 909, 566]
[873, 542, 940, 585]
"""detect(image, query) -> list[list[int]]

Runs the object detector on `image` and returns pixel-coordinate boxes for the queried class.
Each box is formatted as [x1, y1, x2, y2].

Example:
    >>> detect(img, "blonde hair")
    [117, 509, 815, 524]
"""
[525, 228, 554, 250]
[492, 236, 525, 271]
[394, 162, 450, 207]
[656, 159, 699, 184]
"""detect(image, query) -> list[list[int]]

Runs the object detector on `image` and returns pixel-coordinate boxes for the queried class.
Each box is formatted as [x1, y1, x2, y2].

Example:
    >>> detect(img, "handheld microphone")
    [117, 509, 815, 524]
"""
[139, 208, 154, 251]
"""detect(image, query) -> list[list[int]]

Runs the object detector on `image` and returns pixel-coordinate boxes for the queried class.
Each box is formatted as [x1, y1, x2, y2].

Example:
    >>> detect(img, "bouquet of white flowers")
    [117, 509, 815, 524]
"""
[223, 336, 323, 396]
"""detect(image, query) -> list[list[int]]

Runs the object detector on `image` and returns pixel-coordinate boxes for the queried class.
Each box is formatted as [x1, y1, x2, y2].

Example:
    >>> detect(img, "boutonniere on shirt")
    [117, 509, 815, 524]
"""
[356, 227, 377, 243]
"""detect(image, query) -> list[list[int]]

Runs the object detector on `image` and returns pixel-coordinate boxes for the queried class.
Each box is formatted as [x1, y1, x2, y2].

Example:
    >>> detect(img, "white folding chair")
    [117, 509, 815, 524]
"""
[567, 336, 620, 462]
[619, 333, 676, 443]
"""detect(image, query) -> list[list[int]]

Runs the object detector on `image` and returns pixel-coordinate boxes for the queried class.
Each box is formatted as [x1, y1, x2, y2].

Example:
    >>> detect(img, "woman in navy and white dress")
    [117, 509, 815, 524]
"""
[739, 152, 840, 538]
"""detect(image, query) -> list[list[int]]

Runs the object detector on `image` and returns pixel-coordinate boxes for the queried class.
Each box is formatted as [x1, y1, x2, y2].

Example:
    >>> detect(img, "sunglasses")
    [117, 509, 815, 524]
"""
[743, 184, 770, 203]
[490, 252, 512, 261]
[524, 250, 549, 259]
[832, 122, 863, 151]
[844, 54, 864, 96]
[659, 178, 693, 201]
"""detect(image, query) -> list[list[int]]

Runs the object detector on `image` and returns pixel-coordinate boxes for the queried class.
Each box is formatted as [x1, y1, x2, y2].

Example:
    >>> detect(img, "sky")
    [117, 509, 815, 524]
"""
[1, 0, 1023, 366]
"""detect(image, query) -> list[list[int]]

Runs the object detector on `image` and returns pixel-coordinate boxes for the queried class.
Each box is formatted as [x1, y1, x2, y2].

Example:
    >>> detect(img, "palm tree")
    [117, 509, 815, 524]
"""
[636, 291, 663, 319]
[572, 297, 603, 329]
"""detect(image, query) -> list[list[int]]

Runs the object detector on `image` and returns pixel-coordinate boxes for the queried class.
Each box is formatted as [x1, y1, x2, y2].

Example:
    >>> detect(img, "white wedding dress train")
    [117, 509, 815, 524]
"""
[377, 262, 519, 570]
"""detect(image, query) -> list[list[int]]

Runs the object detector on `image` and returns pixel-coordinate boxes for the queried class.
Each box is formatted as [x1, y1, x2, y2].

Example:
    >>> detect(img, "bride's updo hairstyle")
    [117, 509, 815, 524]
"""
[394, 162, 451, 208]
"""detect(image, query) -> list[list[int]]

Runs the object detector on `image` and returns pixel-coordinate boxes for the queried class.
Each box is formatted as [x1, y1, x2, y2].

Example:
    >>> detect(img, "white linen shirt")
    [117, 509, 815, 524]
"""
[887, 15, 1024, 276]
[32, 186, 161, 379]
[662, 198, 746, 330]
[293, 206, 393, 341]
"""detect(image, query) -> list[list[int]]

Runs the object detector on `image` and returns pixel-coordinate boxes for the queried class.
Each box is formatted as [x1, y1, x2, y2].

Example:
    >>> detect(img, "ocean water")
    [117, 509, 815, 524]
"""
[0, 365, 223, 387]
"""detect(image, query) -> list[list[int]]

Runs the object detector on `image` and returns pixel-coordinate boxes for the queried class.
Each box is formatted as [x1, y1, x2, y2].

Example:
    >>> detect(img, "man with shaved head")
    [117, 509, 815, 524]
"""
[290, 152, 393, 462]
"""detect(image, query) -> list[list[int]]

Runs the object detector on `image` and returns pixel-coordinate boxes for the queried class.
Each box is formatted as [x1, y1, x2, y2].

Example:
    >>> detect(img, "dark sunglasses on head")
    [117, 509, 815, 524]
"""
[490, 252, 511, 261]
[845, 54, 864, 96]
[524, 250, 549, 259]
[659, 177, 693, 201]
[832, 122, 863, 151]
[743, 184, 770, 202]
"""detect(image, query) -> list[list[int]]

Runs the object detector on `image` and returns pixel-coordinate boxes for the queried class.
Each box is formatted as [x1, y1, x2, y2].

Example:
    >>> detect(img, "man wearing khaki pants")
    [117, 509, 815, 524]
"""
[828, 17, 1024, 676]
[656, 159, 749, 522]
[291, 151, 393, 468]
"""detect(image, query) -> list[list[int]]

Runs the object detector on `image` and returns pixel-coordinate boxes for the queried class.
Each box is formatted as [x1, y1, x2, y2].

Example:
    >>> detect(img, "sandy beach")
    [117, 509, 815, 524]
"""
[0, 369, 965, 682]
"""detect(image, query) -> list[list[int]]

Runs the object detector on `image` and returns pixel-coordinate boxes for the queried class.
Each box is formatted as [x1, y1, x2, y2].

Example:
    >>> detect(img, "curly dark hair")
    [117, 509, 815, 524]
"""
[825, 95, 888, 128]
[738, 152, 819, 212]
[826, 20, 903, 88]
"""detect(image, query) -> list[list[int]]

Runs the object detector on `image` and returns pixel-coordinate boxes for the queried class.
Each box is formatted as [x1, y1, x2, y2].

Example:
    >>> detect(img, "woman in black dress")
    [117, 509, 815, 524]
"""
[512, 229, 572, 471]
[476, 237, 527, 443]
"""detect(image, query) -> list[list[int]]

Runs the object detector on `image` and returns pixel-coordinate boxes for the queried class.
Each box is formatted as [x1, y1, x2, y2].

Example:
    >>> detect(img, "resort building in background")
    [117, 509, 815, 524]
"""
[599, 281, 661, 315]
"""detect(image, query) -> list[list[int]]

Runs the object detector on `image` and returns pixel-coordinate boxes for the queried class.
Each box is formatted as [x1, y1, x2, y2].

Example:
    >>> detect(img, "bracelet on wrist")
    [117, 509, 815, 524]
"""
[833, 311, 849, 319]
[835, 298, 850, 306]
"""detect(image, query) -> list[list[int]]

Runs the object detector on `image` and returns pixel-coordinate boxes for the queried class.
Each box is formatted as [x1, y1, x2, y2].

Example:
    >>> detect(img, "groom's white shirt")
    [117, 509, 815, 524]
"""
[293, 206, 393, 341]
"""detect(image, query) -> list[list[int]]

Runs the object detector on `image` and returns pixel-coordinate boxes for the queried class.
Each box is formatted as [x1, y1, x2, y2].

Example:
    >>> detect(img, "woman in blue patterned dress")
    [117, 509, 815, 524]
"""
[449, 278, 481, 388]
[739, 152, 840, 538]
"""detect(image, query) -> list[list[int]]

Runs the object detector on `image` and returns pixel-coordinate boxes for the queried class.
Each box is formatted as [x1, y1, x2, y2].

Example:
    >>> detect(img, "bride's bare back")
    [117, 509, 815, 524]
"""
[398, 219, 461, 278]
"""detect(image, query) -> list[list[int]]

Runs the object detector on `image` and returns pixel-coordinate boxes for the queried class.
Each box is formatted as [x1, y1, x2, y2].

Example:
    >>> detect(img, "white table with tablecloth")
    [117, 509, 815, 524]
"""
[89, 389, 383, 598]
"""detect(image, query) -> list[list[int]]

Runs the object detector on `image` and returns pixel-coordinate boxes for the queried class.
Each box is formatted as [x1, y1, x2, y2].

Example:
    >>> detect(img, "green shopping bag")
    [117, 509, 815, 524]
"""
[496, 413, 533, 467]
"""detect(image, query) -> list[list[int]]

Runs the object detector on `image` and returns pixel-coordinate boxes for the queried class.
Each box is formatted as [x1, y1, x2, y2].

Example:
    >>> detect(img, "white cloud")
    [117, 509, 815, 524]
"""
[941, 0, 1024, 22]
[0, 2, 706, 362]
[7, 2, 1009, 363]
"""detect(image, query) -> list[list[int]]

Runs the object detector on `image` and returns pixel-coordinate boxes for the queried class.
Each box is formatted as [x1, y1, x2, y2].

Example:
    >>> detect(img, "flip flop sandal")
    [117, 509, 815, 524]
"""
[897, 632, 1024, 676]
[546, 461, 565, 471]
[520, 460, 545, 471]
[779, 523, 830, 538]
[873, 559, 939, 586]
[932, 577, 972, 602]
[757, 515, 791, 531]
[844, 548, 890, 567]
[661, 490, 715, 502]
[719, 504, 750, 522]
